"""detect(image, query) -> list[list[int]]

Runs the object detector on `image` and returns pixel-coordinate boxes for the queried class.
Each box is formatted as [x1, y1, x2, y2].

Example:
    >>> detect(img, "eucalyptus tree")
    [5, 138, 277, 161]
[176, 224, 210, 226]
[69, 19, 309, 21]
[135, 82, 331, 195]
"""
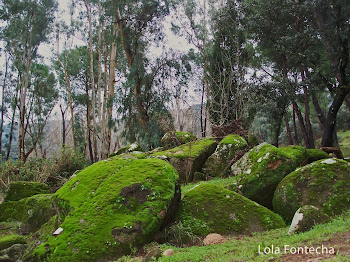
[0, 0, 57, 160]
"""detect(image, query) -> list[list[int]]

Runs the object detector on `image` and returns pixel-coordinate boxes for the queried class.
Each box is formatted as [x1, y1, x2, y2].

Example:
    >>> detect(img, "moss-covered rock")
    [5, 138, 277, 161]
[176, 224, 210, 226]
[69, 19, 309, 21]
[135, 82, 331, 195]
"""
[0, 235, 27, 262]
[151, 138, 217, 183]
[305, 149, 329, 164]
[288, 205, 330, 234]
[4, 181, 50, 202]
[273, 158, 350, 223]
[0, 194, 56, 234]
[161, 131, 197, 150]
[109, 143, 143, 157]
[32, 157, 179, 262]
[176, 184, 285, 238]
[0, 235, 26, 251]
[230, 143, 311, 209]
[202, 134, 248, 178]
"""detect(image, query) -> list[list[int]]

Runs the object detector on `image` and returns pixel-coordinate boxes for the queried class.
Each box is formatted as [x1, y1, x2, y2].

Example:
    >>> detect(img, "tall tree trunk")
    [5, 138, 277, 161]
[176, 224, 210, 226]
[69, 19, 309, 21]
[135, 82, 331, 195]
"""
[84, 0, 98, 162]
[292, 103, 299, 145]
[116, 8, 149, 128]
[0, 53, 8, 162]
[302, 87, 315, 148]
[6, 92, 18, 161]
[284, 113, 293, 145]
[292, 100, 310, 148]
[321, 88, 349, 147]
[311, 92, 325, 128]
[60, 104, 67, 148]
[57, 33, 76, 148]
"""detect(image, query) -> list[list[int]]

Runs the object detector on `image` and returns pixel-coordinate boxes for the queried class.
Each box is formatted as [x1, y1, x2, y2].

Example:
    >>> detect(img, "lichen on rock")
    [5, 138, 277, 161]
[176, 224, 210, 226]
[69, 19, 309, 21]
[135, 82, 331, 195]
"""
[273, 158, 350, 223]
[109, 143, 143, 157]
[230, 144, 309, 209]
[202, 134, 248, 178]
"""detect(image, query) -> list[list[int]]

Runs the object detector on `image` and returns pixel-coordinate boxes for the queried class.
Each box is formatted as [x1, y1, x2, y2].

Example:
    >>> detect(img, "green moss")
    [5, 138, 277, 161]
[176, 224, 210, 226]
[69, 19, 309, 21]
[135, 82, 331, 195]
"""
[0, 234, 26, 251]
[202, 135, 248, 178]
[338, 130, 350, 157]
[273, 158, 350, 223]
[305, 149, 329, 164]
[161, 131, 197, 150]
[231, 144, 312, 209]
[4, 181, 50, 202]
[152, 137, 216, 159]
[32, 157, 179, 261]
[0, 194, 56, 234]
[177, 184, 285, 238]
[109, 143, 143, 157]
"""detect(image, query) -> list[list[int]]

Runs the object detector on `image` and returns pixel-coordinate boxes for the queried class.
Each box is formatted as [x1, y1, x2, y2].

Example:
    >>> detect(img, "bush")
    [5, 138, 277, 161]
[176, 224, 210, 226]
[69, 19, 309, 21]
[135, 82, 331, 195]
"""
[0, 146, 88, 192]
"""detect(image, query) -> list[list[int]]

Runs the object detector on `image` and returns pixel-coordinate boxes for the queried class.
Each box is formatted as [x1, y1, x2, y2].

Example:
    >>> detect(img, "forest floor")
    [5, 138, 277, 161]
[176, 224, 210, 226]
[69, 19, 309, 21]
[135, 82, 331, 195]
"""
[118, 211, 350, 262]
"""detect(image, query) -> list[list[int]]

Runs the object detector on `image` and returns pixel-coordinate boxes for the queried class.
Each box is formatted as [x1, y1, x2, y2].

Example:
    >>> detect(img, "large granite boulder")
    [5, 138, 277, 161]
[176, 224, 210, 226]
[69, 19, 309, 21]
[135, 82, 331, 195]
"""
[288, 205, 330, 234]
[161, 131, 197, 150]
[230, 143, 327, 209]
[151, 138, 218, 183]
[0, 235, 27, 262]
[202, 134, 248, 178]
[31, 156, 180, 262]
[175, 183, 285, 239]
[273, 158, 350, 223]
[109, 143, 143, 157]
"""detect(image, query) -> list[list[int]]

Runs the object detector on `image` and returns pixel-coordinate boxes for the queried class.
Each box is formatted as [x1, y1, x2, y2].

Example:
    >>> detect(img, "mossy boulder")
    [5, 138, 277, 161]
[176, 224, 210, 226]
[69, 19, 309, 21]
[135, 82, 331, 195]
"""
[4, 181, 50, 202]
[32, 157, 180, 262]
[305, 149, 329, 164]
[176, 184, 285, 238]
[0, 235, 27, 262]
[0, 194, 56, 234]
[288, 205, 330, 234]
[273, 158, 350, 223]
[230, 143, 313, 209]
[151, 137, 217, 183]
[202, 134, 248, 178]
[161, 131, 197, 150]
[109, 143, 143, 157]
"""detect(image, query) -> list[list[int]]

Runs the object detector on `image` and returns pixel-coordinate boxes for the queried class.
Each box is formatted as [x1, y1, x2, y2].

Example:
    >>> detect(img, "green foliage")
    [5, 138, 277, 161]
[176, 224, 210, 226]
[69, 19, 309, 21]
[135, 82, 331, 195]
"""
[0, 146, 88, 191]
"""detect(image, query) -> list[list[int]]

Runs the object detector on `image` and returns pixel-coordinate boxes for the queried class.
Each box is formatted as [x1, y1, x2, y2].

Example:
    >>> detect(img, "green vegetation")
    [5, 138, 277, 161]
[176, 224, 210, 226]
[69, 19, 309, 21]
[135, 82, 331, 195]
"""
[4, 181, 49, 202]
[338, 130, 350, 158]
[152, 137, 217, 159]
[161, 131, 197, 150]
[176, 184, 285, 237]
[0, 194, 55, 234]
[0, 234, 26, 251]
[273, 159, 350, 223]
[32, 157, 179, 261]
[154, 210, 350, 262]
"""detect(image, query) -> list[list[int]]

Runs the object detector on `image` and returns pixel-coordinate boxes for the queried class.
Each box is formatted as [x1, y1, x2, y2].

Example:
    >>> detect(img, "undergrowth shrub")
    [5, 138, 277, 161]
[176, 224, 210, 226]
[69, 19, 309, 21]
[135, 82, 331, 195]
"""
[0, 146, 88, 192]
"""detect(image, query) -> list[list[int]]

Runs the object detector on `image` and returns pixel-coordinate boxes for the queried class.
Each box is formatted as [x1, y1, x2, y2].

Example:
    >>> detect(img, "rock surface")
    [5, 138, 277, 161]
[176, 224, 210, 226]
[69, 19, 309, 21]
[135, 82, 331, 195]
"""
[231, 143, 326, 209]
[109, 143, 143, 157]
[176, 183, 285, 238]
[288, 205, 330, 235]
[202, 134, 248, 178]
[161, 131, 197, 150]
[0, 194, 56, 234]
[4, 181, 50, 202]
[31, 156, 180, 262]
[151, 138, 218, 183]
[273, 158, 350, 223]
[203, 233, 225, 246]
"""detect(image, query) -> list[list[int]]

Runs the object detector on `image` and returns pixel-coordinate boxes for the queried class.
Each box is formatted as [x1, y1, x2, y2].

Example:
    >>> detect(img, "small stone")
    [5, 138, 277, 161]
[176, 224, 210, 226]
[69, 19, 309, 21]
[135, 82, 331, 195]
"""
[203, 233, 225, 246]
[163, 249, 174, 256]
[53, 227, 63, 236]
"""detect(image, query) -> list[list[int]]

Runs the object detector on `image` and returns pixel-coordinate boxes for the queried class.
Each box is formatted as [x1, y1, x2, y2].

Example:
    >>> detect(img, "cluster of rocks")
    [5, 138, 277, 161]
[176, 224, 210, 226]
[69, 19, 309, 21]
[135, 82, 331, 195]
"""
[1, 130, 349, 261]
